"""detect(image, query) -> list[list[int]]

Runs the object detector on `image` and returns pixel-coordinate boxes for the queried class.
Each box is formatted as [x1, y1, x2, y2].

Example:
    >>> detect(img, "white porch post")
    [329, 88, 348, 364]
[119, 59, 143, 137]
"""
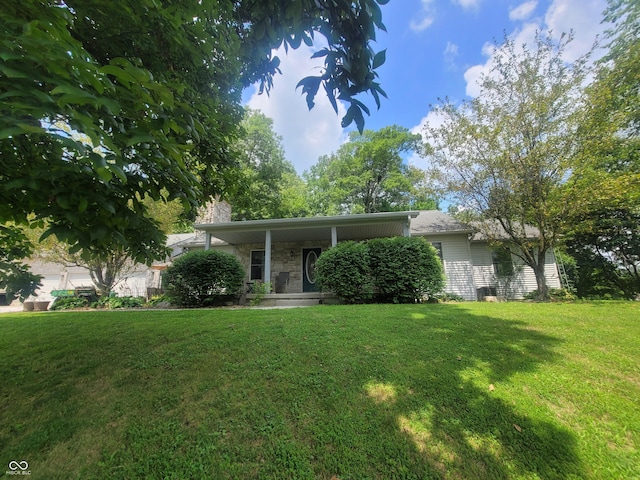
[205, 232, 211, 250]
[331, 226, 337, 247]
[403, 216, 411, 237]
[264, 230, 272, 291]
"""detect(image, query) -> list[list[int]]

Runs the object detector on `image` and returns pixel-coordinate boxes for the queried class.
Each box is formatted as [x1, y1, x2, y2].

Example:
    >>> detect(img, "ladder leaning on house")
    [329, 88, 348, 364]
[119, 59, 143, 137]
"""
[554, 249, 572, 290]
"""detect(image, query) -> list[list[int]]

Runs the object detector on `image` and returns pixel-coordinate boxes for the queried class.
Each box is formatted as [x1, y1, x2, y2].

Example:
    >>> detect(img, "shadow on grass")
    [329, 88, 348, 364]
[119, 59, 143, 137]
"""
[364, 305, 581, 479]
[284, 303, 584, 479]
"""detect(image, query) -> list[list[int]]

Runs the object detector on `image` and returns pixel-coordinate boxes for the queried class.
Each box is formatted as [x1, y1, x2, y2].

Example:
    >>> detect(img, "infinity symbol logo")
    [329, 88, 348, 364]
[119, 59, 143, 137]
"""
[8, 461, 28, 471]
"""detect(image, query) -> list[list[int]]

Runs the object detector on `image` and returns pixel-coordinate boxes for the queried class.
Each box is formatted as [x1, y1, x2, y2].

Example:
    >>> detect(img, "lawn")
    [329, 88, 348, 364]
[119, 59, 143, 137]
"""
[0, 302, 638, 479]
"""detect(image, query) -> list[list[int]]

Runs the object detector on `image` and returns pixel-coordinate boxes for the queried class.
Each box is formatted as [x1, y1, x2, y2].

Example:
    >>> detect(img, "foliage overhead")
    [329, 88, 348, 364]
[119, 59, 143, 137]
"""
[0, 0, 389, 264]
[424, 32, 589, 299]
[305, 125, 434, 214]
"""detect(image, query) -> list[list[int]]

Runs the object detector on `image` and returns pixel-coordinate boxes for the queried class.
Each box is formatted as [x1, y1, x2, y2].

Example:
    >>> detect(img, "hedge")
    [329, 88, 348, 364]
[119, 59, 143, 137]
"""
[164, 250, 245, 307]
[315, 241, 374, 304]
[316, 237, 445, 304]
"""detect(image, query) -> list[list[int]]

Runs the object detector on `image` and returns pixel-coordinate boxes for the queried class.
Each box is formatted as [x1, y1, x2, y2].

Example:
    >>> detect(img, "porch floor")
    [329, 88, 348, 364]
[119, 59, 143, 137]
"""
[244, 292, 338, 307]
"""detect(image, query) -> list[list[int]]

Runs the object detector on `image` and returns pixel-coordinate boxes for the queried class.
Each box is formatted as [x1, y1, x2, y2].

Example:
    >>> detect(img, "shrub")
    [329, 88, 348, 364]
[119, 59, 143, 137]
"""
[146, 294, 172, 308]
[50, 296, 89, 310]
[523, 288, 577, 302]
[316, 241, 373, 304]
[95, 295, 145, 309]
[368, 236, 445, 303]
[435, 292, 465, 302]
[164, 250, 245, 307]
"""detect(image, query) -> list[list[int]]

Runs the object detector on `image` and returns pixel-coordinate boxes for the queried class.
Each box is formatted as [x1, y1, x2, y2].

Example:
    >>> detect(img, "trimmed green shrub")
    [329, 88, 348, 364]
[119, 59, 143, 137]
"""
[316, 241, 373, 303]
[368, 236, 445, 303]
[164, 250, 245, 307]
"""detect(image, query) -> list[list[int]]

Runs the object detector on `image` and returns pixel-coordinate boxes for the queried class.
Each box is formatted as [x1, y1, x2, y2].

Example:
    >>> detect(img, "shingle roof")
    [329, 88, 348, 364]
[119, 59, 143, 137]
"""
[410, 210, 475, 235]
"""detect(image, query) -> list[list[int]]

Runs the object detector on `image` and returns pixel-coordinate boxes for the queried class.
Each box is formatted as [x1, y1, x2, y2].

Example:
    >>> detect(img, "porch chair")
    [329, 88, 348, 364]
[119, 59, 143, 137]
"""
[275, 272, 290, 293]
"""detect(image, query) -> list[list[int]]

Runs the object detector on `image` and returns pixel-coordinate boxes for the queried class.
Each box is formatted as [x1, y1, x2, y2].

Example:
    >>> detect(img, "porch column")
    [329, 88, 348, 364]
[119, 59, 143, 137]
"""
[403, 216, 411, 237]
[264, 230, 272, 291]
[205, 232, 211, 250]
[331, 226, 337, 247]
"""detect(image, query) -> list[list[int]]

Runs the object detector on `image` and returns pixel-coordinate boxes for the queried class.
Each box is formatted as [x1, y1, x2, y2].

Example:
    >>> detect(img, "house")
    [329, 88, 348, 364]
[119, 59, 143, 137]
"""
[194, 209, 561, 303]
[24, 208, 561, 305]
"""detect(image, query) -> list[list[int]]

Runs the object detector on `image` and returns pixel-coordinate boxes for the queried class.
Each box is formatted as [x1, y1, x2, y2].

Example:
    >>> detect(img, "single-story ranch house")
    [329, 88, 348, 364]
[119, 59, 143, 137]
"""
[26, 206, 561, 305]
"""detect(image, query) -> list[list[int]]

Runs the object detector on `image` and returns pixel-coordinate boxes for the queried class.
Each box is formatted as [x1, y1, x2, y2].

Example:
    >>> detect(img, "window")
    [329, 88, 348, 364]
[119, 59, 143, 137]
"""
[492, 249, 514, 277]
[431, 242, 443, 261]
[250, 250, 265, 281]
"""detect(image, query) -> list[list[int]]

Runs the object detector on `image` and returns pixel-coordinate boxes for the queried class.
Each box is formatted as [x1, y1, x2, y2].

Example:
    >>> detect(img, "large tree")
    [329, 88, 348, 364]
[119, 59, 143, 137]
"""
[228, 109, 308, 220]
[305, 125, 434, 215]
[560, 0, 640, 298]
[1, 0, 389, 266]
[424, 32, 589, 299]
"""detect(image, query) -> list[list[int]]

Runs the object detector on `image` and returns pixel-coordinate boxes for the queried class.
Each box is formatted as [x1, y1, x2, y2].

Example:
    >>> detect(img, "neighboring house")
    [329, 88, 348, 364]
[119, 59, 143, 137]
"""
[25, 209, 560, 303]
[24, 234, 193, 301]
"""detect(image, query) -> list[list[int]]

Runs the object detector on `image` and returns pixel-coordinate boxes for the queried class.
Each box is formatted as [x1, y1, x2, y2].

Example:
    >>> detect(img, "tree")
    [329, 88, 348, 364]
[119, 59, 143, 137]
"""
[0, 225, 42, 301]
[560, 0, 640, 298]
[1, 1, 389, 266]
[305, 125, 434, 215]
[424, 32, 589, 299]
[228, 110, 309, 220]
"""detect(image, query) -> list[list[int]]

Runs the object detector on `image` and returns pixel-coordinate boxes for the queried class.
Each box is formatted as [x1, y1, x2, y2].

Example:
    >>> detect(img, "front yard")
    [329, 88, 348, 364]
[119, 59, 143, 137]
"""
[0, 302, 638, 479]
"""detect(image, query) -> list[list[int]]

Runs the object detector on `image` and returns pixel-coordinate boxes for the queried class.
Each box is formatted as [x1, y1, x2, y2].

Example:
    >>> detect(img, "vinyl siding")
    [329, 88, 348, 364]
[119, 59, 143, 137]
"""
[420, 234, 477, 301]
[471, 243, 561, 299]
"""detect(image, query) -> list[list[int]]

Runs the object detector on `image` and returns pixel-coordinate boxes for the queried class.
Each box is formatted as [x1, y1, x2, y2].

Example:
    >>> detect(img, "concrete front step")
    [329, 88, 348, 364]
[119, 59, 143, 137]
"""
[245, 292, 337, 307]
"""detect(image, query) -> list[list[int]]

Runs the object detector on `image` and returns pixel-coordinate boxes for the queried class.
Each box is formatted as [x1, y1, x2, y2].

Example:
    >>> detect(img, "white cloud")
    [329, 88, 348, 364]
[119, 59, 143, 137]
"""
[545, 0, 606, 62]
[410, 0, 436, 32]
[509, 0, 538, 21]
[463, 0, 606, 97]
[246, 44, 347, 174]
[443, 41, 460, 70]
[452, 0, 481, 10]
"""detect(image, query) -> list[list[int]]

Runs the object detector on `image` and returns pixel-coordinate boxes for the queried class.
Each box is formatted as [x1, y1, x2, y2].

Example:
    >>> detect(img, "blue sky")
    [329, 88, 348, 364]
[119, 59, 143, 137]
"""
[244, 0, 608, 175]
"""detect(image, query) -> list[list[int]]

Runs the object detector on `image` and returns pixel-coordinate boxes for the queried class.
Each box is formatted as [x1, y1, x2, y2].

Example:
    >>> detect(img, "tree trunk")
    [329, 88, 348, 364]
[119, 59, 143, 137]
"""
[533, 259, 549, 300]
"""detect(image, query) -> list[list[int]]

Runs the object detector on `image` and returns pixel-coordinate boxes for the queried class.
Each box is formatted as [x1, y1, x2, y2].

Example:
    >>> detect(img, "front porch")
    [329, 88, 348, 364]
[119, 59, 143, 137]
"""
[195, 211, 420, 300]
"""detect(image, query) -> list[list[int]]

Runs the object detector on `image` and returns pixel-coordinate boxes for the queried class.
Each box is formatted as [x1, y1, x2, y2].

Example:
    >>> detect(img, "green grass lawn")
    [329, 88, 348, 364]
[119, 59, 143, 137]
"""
[0, 302, 638, 479]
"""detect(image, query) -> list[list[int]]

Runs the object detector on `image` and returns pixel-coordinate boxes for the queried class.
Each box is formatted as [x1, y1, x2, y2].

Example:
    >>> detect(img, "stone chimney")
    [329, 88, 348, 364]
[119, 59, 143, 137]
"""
[196, 198, 232, 224]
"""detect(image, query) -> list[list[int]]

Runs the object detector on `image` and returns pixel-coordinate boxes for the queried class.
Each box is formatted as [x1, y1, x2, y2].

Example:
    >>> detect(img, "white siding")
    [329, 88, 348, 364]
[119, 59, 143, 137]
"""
[421, 234, 477, 301]
[472, 243, 561, 299]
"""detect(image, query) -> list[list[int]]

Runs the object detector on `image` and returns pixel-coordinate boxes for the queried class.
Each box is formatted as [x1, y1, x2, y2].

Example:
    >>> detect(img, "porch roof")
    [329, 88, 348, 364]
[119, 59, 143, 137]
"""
[195, 211, 420, 245]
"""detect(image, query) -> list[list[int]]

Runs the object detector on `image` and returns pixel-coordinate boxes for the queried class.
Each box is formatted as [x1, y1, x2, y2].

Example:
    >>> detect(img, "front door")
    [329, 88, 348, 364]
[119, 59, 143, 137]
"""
[302, 248, 322, 292]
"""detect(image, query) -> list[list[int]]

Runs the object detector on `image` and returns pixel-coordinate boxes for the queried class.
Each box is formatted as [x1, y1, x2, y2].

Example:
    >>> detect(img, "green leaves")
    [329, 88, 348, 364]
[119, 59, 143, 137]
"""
[305, 125, 426, 215]
[316, 237, 445, 304]
[1, 0, 390, 269]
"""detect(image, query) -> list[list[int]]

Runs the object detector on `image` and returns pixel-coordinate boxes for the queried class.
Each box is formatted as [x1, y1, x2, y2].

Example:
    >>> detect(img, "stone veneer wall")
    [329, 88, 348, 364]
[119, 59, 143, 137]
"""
[235, 240, 331, 293]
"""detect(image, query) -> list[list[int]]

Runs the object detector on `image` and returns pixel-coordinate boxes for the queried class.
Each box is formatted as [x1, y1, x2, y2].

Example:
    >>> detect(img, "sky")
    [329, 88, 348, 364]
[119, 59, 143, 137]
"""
[244, 0, 609, 175]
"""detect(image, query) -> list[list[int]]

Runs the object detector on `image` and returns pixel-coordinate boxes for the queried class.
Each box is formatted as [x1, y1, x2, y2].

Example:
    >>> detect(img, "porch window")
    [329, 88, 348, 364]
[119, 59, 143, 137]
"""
[250, 250, 265, 281]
